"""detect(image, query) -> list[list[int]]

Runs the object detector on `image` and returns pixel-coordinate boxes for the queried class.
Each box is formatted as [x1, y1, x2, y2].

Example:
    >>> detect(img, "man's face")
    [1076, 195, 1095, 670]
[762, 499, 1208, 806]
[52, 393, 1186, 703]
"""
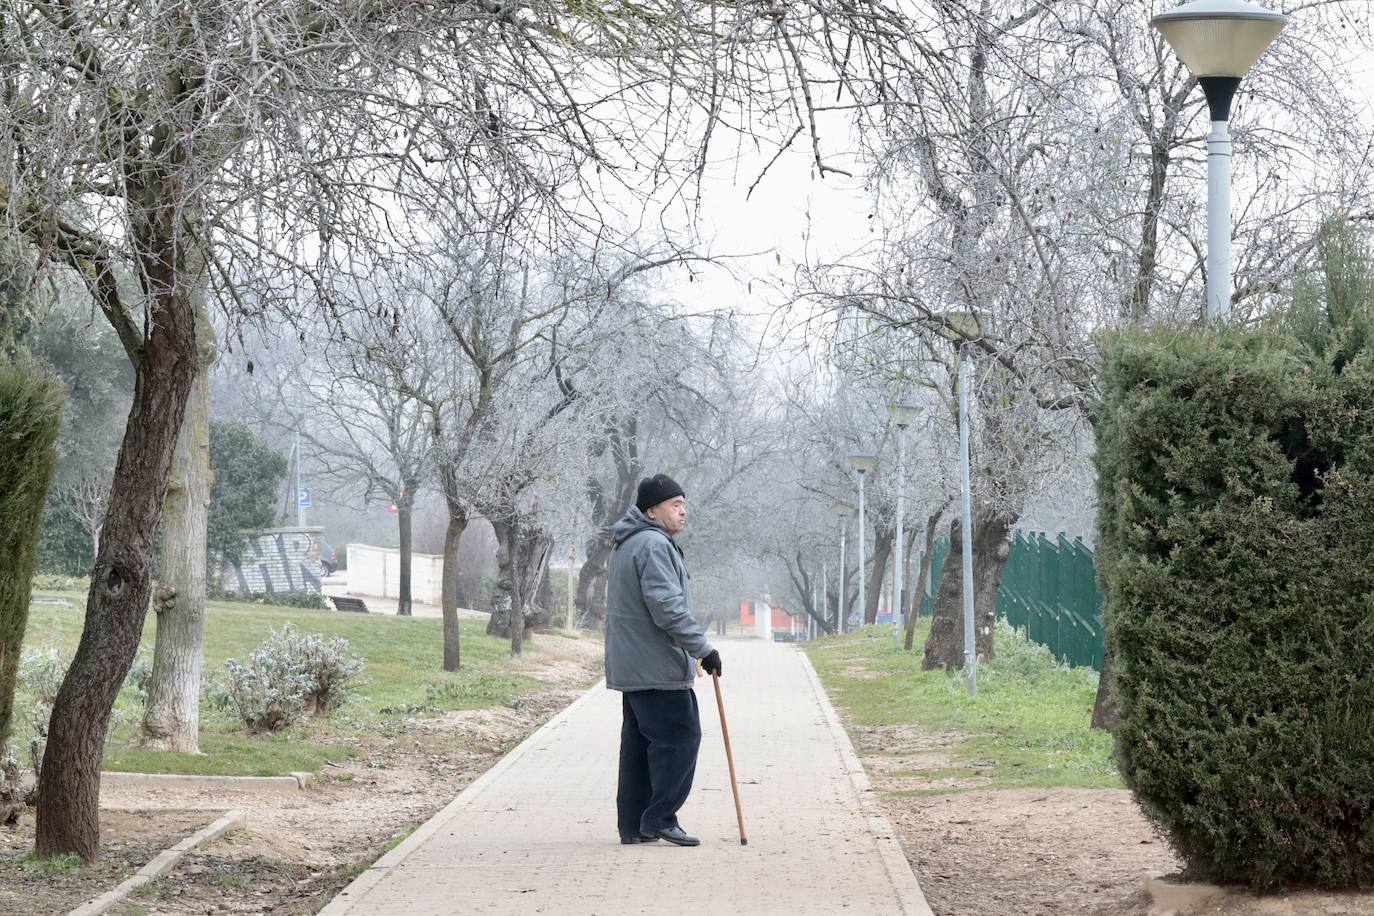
[647, 496, 687, 536]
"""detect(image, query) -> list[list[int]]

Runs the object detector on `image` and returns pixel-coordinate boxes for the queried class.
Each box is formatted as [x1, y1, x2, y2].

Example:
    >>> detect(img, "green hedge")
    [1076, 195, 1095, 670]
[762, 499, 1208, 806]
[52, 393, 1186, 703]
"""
[0, 360, 64, 746]
[1096, 269, 1374, 888]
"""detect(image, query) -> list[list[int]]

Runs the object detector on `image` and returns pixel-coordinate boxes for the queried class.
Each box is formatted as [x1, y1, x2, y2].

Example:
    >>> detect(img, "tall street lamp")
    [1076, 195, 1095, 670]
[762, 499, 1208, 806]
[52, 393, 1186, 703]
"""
[848, 453, 877, 627]
[834, 504, 852, 634]
[941, 309, 982, 696]
[1151, 0, 1288, 319]
[888, 401, 919, 647]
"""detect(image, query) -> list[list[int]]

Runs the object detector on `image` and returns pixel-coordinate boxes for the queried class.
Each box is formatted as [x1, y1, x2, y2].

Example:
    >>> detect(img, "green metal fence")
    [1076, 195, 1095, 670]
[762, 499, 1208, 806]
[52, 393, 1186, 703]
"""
[996, 531, 1103, 670]
[912, 530, 1102, 670]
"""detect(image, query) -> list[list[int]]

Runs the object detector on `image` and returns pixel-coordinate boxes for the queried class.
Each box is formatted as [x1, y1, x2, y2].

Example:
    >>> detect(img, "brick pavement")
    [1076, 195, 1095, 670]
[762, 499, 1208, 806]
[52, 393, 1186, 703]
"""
[319, 637, 932, 915]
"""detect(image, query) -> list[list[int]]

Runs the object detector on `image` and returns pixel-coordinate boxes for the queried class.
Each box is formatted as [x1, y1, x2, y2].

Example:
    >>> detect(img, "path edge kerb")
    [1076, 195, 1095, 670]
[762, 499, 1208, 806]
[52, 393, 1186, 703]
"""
[796, 647, 935, 916]
[317, 677, 609, 915]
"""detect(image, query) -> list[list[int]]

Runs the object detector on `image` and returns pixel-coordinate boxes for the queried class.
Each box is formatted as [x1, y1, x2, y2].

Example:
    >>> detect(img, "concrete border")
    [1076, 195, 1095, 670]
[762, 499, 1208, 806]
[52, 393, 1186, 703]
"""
[67, 809, 246, 916]
[318, 678, 609, 914]
[796, 648, 935, 916]
[100, 771, 312, 791]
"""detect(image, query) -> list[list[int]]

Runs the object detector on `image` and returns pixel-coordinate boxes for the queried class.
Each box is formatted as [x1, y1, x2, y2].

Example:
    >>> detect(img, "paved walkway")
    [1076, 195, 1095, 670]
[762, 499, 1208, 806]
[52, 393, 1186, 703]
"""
[320, 638, 931, 915]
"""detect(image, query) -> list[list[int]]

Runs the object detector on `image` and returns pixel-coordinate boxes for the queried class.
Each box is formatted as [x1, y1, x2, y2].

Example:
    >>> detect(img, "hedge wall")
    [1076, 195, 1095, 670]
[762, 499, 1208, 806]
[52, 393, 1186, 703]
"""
[1096, 285, 1374, 889]
[0, 360, 64, 746]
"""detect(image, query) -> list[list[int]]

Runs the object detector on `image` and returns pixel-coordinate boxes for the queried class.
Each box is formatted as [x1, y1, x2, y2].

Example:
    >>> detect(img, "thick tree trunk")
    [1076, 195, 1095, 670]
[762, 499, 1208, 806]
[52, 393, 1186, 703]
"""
[864, 528, 894, 625]
[903, 510, 944, 651]
[440, 510, 467, 672]
[921, 512, 1012, 672]
[37, 225, 200, 860]
[574, 534, 612, 631]
[396, 500, 413, 617]
[1091, 650, 1119, 731]
[488, 519, 551, 642]
[507, 521, 523, 657]
[137, 342, 213, 753]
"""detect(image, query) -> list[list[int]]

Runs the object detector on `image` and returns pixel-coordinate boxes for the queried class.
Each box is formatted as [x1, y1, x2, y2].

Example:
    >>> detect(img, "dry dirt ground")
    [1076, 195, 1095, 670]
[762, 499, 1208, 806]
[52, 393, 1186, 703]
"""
[4, 632, 603, 916]
[855, 721, 1374, 916]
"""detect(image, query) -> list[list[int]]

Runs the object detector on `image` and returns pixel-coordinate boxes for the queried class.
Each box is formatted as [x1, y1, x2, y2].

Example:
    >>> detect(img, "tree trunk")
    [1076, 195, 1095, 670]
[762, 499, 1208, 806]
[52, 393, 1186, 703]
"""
[903, 510, 944, 651]
[137, 335, 213, 753]
[921, 512, 1012, 672]
[1091, 650, 1119, 731]
[440, 510, 467, 671]
[37, 224, 201, 860]
[507, 521, 523, 658]
[396, 499, 413, 617]
[488, 518, 551, 642]
[864, 528, 894, 625]
[574, 534, 612, 631]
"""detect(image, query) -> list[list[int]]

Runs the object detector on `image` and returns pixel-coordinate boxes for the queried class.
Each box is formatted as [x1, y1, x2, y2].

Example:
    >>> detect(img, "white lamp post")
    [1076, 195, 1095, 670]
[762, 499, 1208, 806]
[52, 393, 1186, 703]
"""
[848, 453, 877, 628]
[835, 504, 852, 634]
[941, 309, 983, 696]
[888, 402, 919, 647]
[1151, 0, 1288, 319]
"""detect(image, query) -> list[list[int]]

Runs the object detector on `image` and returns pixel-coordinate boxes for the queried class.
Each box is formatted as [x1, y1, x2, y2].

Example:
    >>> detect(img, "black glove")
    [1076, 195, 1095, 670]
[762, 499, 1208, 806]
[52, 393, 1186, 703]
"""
[700, 649, 723, 677]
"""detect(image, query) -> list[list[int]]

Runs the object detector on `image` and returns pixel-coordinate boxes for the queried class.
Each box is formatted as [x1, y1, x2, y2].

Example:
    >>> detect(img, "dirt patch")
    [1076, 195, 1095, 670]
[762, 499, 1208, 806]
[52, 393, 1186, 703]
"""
[0, 808, 216, 915]
[9, 635, 602, 916]
[869, 739, 1374, 915]
[886, 786, 1177, 915]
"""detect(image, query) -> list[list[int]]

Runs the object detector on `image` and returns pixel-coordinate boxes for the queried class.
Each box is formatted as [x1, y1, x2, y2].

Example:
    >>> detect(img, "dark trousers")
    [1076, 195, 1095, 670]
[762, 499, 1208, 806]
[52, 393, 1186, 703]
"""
[617, 688, 702, 838]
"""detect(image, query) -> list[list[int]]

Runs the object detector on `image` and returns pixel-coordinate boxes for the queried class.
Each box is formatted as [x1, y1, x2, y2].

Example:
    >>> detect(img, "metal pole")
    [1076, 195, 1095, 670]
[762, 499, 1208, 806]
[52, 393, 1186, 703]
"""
[567, 526, 576, 632]
[893, 427, 906, 647]
[958, 347, 976, 696]
[821, 562, 828, 638]
[1206, 118, 1232, 319]
[857, 471, 867, 628]
[838, 521, 847, 635]
[295, 429, 304, 528]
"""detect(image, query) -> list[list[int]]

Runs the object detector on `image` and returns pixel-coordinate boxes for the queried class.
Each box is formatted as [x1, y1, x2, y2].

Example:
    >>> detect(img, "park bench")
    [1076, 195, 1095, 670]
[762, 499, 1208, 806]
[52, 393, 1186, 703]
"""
[329, 595, 370, 614]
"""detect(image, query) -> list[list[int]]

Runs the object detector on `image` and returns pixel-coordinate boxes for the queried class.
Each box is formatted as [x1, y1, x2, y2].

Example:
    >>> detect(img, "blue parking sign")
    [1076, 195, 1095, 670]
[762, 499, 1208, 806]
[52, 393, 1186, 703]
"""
[297, 487, 312, 508]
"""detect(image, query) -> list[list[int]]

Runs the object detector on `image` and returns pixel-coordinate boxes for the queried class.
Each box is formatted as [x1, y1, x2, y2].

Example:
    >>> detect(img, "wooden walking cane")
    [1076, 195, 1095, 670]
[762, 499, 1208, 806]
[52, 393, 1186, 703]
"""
[702, 663, 748, 845]
[713, 672, 748, 845]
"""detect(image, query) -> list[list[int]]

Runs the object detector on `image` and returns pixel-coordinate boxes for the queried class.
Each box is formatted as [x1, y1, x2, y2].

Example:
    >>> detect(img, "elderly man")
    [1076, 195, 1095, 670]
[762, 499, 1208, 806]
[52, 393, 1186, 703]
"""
[605, 474, 723, 847]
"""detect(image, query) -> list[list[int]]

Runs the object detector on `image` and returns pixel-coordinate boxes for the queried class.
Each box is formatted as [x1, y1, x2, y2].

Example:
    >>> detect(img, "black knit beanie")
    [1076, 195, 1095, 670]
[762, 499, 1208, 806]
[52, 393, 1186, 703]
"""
[635, 474, 686, 512]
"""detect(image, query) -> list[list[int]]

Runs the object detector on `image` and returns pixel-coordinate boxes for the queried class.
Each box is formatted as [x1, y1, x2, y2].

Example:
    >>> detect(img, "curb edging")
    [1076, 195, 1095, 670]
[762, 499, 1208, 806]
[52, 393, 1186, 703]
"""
[66, 809, 247, 916]
[100, 771, 311, 791]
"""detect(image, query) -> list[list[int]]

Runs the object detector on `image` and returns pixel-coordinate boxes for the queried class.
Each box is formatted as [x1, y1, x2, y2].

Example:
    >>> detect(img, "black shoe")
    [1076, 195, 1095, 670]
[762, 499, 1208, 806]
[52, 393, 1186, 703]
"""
[647, 825, 700, 846]
[620, 834, 661, 845]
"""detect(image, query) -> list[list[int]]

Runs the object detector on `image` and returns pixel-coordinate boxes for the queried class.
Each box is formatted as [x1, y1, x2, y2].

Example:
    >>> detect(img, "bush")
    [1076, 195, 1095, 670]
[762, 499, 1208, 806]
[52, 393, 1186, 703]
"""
[1096, 228, 1374, 889]
[220, 624, 365, 732]
[209, 587, 328, 610]
[0, 361, 64, 747]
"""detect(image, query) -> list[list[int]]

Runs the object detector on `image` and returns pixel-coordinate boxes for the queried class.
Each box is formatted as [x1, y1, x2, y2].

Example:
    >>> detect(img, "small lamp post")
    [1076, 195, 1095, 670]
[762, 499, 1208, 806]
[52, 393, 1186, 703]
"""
[834, 504, 852, 634]
[847, 453, 877, 627]
[888, 401, 919, 647]
[1151, 0, 1288, 319]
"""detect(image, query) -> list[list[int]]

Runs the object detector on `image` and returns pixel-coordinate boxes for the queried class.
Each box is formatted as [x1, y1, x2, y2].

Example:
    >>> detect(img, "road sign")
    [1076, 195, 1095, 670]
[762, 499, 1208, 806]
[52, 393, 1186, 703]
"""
[297, 487, 312, 509]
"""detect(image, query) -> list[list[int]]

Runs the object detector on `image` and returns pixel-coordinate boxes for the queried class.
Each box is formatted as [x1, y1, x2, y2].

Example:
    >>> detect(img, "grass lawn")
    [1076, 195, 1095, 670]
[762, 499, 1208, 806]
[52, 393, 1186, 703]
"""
[13, 591, 595, 777]
[805, 619, 1120, 793]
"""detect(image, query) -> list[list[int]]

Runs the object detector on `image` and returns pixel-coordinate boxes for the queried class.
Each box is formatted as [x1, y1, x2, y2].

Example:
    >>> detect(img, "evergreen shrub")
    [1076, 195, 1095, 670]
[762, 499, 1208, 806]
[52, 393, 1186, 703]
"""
[0, 362, 63, 747]
[1096, 228, 1374, 889]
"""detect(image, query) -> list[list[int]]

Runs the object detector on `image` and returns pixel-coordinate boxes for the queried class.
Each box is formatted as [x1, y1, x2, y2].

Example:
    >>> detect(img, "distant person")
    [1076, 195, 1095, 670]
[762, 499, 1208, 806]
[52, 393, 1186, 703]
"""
[604, 474, 722, 847]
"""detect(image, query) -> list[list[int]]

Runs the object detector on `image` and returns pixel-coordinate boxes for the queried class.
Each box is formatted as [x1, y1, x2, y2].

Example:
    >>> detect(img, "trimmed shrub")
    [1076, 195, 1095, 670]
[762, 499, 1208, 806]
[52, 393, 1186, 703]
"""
[1096, 229, 1374, 889]
[0, 363, 64, 747]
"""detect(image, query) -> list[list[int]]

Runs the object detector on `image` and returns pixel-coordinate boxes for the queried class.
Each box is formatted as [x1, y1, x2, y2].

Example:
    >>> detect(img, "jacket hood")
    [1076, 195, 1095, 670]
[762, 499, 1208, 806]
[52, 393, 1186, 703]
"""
[611, 506, 669, 548]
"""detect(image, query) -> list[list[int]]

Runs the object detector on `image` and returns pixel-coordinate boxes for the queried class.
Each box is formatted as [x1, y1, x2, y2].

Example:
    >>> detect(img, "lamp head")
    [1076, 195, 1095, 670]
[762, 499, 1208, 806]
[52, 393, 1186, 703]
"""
[1152, 0, 1287, 81]
[888, 401, 920, 428]
[834, 504, 852, 518]
[847, 453, 877, 474]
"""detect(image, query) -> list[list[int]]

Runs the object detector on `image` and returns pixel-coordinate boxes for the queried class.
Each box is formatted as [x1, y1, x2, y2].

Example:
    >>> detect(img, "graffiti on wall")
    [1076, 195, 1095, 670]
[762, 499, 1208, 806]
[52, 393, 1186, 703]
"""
[222, 528, 324, 595]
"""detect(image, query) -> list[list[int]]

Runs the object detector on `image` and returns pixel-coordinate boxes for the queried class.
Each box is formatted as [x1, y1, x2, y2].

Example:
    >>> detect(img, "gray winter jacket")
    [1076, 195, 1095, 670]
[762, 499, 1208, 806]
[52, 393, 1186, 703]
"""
[604, 507, 714, 691]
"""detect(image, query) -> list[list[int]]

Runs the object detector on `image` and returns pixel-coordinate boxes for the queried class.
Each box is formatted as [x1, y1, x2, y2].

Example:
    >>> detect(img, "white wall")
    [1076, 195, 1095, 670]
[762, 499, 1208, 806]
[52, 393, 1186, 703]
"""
[346, 543, 445, 605]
